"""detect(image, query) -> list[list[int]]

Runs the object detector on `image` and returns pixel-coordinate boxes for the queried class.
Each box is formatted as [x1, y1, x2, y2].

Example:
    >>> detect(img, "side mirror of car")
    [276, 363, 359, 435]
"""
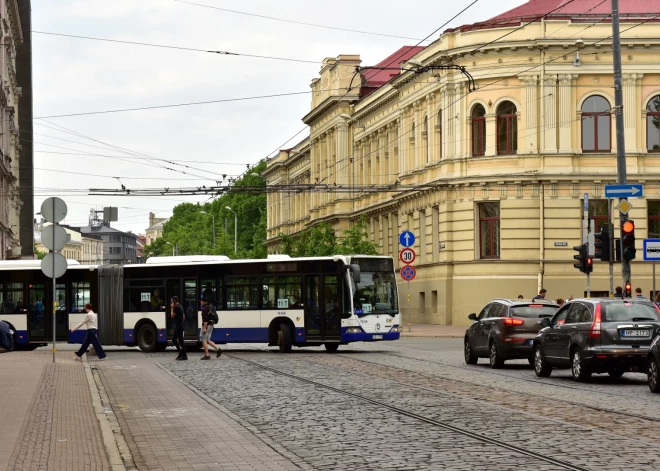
[539, 317, 551, 328]
[468, 313, 477, 321]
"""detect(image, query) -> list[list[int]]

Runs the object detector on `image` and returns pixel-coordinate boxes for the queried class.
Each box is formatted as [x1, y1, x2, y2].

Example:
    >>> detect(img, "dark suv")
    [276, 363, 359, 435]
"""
[533, 298, 660, 381]
[464, 299, 559, 368]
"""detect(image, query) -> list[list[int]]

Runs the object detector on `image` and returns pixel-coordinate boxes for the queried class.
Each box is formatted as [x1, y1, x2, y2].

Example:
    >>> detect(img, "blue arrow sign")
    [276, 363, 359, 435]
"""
[399, 231, 416, 248]
[604, 184, 644, 199]
[643, 239, 660, 261]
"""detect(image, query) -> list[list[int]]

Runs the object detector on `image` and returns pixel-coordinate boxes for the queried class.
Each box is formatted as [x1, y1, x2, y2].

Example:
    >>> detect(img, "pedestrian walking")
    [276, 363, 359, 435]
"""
[200, 298, 221, 360]
[556, 298, 565, 306]
[72, 303, 106, 361]
[655, 292, 660, 307]
[635, 288, 646, 299]
[532, 289, 547, 301]
[614, 286, 624, 299]
[171, 296, 187, 361]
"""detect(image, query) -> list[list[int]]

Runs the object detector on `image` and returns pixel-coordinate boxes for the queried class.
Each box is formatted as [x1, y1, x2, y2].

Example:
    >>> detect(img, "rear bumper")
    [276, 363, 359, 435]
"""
[498, 338, 535, 358]
[584, 346, 650, 370]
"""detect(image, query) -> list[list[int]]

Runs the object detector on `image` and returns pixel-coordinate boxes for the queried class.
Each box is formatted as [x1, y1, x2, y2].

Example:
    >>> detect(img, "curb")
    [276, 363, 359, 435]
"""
[82, 355, 134, 471]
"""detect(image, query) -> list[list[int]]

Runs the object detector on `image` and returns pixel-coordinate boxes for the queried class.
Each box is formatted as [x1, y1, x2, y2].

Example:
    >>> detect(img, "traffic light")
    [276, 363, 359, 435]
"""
[573, 243, 590, 273]
[625, 282, 632, 297]
[594, 223, 612, 262]
[621, 220, 636, 261]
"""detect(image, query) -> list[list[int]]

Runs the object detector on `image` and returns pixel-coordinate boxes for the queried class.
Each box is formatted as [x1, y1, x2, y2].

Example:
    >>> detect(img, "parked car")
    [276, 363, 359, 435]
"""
[533, 298, 660, 382]
[648, 334, 660, 393]
[464, 299, 559, 368]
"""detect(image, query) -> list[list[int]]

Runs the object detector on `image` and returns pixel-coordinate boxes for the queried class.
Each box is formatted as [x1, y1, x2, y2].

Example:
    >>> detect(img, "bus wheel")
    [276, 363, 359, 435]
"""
[137, 324, 157, 353]
[278, 323, 292, 353]
[324, 343, 339, 353]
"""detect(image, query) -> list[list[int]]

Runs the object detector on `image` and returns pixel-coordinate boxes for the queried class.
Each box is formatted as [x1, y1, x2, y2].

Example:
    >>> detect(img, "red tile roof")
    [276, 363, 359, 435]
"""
[452, 0, 660, 32]
[360, 46, 425, 98]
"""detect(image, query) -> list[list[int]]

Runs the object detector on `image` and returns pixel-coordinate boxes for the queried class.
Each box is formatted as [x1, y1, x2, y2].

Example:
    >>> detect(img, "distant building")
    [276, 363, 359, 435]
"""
[136, 235, 146, 259]
[78, 225, 137, 265]
[145, 212, 168, 245]
[34, 222, 104, 264]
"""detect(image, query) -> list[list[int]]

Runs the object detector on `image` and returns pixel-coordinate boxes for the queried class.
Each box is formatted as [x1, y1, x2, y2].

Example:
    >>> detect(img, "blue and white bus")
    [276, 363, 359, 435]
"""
[0, 255, 400, 352]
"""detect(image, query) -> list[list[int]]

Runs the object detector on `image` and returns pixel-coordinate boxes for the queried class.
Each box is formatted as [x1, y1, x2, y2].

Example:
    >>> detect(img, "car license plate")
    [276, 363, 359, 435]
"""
[621, 329, 649, 337]
[528, 340, 534, 345]
[373, 335, 383, 340]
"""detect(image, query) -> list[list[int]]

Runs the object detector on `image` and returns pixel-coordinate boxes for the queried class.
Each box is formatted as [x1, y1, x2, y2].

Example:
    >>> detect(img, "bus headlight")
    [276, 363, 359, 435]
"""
[391, 326, 400, 332]
[345, 327, 362, 334]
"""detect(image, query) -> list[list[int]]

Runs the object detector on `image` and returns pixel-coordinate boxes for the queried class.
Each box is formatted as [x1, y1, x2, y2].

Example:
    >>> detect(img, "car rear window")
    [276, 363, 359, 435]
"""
[602, 302, 660, 322]
[510, 304, 559, 318]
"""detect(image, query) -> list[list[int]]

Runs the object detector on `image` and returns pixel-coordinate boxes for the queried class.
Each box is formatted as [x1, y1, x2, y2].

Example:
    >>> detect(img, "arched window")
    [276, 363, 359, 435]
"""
[472, 104, 486, 157]
[647, 95, 660, 152]
[437, 109, 443, 160]
[496, 101, 518, 155]
[582, 95, 611, 152]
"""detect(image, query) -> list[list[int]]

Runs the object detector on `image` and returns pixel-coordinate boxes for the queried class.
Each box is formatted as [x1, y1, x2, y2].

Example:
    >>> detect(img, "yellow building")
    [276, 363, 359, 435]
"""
[265, 0, 660, 326]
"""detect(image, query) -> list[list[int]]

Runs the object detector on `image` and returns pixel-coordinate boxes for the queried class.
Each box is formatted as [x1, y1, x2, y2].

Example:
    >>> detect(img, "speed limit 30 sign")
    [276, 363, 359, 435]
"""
[400, 248, 416, 265]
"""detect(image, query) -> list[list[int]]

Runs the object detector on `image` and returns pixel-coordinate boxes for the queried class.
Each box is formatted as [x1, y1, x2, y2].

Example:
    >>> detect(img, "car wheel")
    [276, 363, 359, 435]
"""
[534, 344, 552, 377]
[608, 368, 625, 378]
[649, 357, 660, 394]
[464, 337, 478, 365]
[571, 348, 591, 382]
[489, 340, 504, 369]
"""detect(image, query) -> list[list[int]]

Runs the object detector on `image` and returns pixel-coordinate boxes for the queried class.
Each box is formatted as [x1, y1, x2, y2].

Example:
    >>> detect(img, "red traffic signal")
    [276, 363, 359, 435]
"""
[621, 220, 636, 261]
[625, 282, 632, 297]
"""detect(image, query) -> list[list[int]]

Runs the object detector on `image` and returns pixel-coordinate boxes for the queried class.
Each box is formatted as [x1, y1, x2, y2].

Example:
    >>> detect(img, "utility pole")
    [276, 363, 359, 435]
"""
[611, 0, 630, 287]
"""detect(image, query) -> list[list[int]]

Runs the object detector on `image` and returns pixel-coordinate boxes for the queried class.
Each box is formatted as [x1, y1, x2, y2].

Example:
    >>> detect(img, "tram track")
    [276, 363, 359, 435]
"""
[377, 350, 660, 421]
[227, 353, 591, 471]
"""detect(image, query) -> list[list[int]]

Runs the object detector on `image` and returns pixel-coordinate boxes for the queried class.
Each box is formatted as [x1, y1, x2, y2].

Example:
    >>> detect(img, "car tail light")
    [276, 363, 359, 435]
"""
[503, 317, 524, 326]
[590, 304, 602, 338]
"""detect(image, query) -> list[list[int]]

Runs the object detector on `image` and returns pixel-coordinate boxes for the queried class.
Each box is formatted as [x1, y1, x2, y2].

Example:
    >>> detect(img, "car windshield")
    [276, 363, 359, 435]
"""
[350, 258, 398, 316]
[510, 304, 559, 318]
[602, 302, 660, 322]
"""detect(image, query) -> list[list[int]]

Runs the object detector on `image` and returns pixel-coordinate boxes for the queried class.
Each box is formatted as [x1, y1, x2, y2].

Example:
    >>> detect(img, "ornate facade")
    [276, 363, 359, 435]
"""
[0, 0, 25, 259]
[265, 0, 660, 325]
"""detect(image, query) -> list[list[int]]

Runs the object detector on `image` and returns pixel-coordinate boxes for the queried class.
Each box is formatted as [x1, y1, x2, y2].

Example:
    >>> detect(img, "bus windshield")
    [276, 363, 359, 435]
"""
[350, 258, 398, 316]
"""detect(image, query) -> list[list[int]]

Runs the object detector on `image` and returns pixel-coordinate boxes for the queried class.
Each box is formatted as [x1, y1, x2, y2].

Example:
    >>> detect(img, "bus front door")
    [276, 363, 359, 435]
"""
[304, 275, 340, 342]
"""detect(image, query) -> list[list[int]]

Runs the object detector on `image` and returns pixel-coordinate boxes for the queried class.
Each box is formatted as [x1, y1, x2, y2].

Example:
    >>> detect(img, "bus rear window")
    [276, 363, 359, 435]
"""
[510, 305, 559, 318]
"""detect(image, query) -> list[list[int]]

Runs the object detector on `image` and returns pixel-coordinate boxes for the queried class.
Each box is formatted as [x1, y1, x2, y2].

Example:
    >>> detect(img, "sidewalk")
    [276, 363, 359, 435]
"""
[0, 350, 110, 471]
[400, 322, 465, 338]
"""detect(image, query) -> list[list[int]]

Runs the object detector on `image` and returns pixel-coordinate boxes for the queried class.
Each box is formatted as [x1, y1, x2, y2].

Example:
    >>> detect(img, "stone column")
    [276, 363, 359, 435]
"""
[426, 93, 434, 165]
[435, 90, 443, 161]
[543, 75, 558, 153]
[623, 73, 642, 153]
[558, 74, 575, 153]
[412, 100, 421, 169]
[453, 83, 464, 158]
[310, 138, 318, 218]
[485, 113, 497, 157]
[336, 122, 349, 200]
[520, 75, 539, 154]
[399, 107, 408, 174]
[444, 85, 455, 158]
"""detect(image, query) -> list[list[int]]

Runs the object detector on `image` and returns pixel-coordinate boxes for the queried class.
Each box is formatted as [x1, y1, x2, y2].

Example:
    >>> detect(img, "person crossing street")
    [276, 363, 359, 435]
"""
[171, 296, 187, 361]
[72, 303, 107, 361]
[200, 298, 222, 360]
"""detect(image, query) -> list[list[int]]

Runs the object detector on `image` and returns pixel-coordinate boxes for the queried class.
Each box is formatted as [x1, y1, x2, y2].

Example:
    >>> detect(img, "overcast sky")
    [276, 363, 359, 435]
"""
[32, 0, 527, 234]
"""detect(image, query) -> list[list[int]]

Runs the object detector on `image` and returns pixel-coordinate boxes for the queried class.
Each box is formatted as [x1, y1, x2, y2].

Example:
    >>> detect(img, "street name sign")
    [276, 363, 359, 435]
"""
[604, 184, 644, 199]
[643, 239, 660, 261]
[399, 231, 415, 248]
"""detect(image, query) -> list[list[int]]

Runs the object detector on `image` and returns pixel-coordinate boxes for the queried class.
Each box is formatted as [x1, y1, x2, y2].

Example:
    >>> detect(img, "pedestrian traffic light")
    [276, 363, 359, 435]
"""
[625, 282, 632, 297]
[594, 223, 612, 262]
[585, 255, 593, 275]
[573, 243, 590, 273]
[621, 220, 636, 261]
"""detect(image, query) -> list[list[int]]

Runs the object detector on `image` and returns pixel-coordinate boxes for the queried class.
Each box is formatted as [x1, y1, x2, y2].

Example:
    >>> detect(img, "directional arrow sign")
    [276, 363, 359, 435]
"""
[604, 184, 644, 199]
[399, 231, 416, 248]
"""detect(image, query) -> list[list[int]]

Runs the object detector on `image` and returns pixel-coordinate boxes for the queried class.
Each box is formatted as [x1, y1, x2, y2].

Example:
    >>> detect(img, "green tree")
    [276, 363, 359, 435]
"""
[338, 216, 379, 255]
[34, 243, 47, 260]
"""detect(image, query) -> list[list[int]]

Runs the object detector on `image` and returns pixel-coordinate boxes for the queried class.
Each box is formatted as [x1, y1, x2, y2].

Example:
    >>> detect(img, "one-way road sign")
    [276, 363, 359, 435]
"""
[604, 184, 644, 199]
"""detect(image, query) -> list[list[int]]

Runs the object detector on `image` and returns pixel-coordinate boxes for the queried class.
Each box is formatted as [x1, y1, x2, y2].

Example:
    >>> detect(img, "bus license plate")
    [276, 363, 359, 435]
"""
[373, 335, 383, 340]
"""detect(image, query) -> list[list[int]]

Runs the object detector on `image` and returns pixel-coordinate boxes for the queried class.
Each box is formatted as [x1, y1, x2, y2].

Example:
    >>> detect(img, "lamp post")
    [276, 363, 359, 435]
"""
[166, 241, 174, 256]
[200, 211, 216, 250]
[225, 206, 237, 254]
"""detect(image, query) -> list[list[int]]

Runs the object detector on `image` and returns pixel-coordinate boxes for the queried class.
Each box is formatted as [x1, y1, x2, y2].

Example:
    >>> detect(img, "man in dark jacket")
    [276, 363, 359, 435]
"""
[614, 286, 624, 299]
[170, 296, 187, 361]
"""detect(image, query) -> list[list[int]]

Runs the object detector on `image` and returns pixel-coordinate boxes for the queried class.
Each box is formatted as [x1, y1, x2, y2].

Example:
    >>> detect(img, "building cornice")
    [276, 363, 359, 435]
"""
[302, 94, 360, 125]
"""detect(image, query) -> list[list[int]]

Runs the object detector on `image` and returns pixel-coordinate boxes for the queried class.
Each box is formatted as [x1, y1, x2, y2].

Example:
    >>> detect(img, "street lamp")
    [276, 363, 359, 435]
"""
[165, 241, 174, 256]
[200, 211, 216, 250]
[225, 206, 237, 254]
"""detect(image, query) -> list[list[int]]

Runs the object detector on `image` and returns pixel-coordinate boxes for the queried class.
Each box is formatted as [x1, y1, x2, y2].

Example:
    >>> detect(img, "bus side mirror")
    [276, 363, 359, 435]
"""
[349, 264, 361, 284]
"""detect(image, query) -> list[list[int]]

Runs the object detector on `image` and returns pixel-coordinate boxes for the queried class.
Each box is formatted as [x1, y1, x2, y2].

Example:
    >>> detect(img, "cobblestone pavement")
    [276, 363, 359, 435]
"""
[85, 339, 660, 471]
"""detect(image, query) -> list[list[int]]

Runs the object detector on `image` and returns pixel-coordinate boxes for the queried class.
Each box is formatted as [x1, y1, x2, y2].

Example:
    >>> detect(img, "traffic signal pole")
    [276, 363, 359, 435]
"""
[611, 0, 631, 287]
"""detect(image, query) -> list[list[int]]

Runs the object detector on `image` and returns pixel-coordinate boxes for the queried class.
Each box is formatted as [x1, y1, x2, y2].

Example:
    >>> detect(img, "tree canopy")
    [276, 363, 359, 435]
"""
[144, 161, 267, 259]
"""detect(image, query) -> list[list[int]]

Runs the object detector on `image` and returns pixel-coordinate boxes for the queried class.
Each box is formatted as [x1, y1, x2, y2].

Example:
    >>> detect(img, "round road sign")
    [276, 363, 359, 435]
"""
[400, 248, 416, 265]
[41, 197, 68, 224]
[41, 253, 68, 279]
[41, 224, 68, 252]
[400, 265, 416, 282]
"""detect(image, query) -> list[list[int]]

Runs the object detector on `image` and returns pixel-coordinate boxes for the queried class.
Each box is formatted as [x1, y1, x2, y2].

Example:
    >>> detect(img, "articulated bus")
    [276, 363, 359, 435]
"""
[0, 255, 400, 352]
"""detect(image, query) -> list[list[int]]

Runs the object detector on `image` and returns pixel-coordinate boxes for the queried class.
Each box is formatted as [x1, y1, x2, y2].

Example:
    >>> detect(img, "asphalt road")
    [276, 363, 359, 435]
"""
[83, 338, 660, 470]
